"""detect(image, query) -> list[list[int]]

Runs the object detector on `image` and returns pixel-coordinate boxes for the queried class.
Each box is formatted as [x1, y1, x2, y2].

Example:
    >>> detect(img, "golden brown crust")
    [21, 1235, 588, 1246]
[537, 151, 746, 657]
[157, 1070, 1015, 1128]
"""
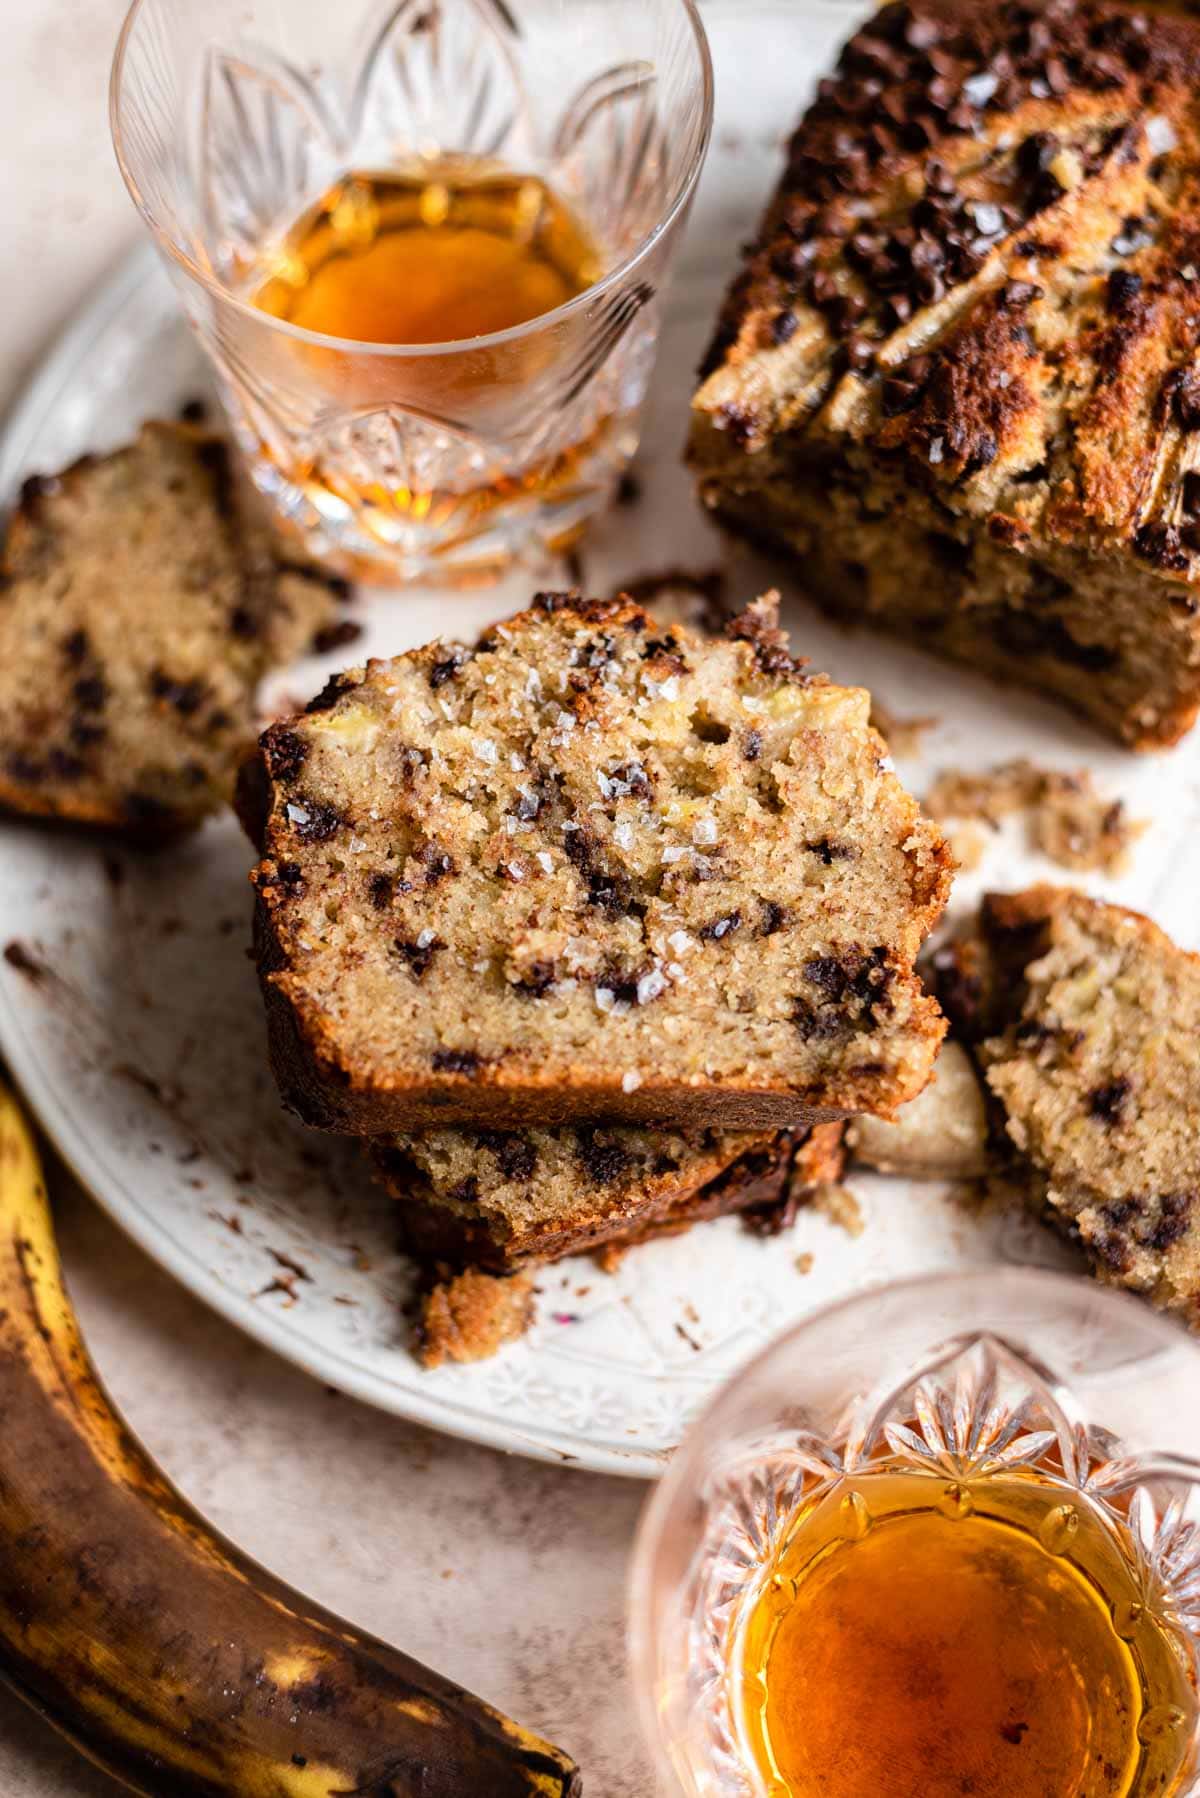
[691, 0, 1200, 747]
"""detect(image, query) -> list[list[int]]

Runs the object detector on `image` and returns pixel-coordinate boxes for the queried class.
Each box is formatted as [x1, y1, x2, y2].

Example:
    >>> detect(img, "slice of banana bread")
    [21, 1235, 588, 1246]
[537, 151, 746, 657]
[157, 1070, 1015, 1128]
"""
[0, 422, 349, 836]
[934, 886, 1200, 1323]
[241, 592, 951, 1133]
[690, 0, 1200, 748]
[372, 1121, 847, 1270]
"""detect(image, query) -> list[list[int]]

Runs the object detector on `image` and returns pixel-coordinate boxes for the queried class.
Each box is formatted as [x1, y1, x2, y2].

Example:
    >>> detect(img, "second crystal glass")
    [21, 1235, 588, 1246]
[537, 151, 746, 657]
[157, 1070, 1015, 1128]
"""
[111, 0, 713, 581]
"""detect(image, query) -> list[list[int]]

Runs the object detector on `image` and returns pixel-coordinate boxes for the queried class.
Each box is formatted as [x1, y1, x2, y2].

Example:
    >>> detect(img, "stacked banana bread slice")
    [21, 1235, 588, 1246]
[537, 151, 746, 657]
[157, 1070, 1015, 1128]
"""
[241, 590, 952, 1358]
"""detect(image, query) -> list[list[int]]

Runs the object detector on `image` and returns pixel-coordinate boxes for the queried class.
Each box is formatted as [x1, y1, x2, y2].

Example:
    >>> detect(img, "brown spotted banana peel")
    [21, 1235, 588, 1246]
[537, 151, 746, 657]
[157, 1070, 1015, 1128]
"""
[0, 1081, 581, 1797]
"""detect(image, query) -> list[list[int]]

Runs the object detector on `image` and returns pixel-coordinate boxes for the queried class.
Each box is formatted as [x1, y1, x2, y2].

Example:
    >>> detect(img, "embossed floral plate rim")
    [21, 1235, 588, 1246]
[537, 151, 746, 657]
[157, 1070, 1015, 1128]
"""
[2, 0, 1198, 1478]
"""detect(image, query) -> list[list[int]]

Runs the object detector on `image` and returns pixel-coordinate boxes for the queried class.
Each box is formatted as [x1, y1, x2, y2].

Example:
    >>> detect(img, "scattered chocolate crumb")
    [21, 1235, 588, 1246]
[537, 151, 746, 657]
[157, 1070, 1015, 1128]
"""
[3, 940, 51, 984]
[312, 619, 364, 656]
[268, 1247, 313, 1282]
[924, 759, 1144, 875]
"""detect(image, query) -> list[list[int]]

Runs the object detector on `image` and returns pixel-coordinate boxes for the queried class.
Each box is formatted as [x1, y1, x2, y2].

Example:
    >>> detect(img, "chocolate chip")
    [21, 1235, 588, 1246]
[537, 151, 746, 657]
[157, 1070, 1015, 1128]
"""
[5, 754, 44, 784]
[479, 1132, 538, 1182]
[1001, 280, 1042, 308]
[1111, 216, 1154, 259]
[881, 355, 933, 415]
[72, 675, 107, 713]
[229, 606, 258, 640]
[772, 240, 817, 280]
[432, 1049, 481, 1075]
[275, 859, 307, 895]
[1106, 269, 1143, 311]
[420, 844, 456, 884]
[312, 619, 364, 655]
[772, 309, 799, 345]
[262, 725, 308, 782]
[575, 1129, 632, 1184]
[429, 646, 470, 688]
[830, 293, 868, 334]
[699, 911, 742, 942]
[291, 800, 342, 842]
[789, 999, 846, 1041]
[743, 729, 763, 761]
[149, 669, 207, 716]
[1148, 1192, 1193, 1252]
[62, 629, 90, 665]
[1088, 1077, 1132, 1126]
[395, 935, 442, 979]
[304, 673, 354, 714]
[1169, 368, 1200, 431]
[47, 748, 85, 780]
[1134, 521, 1188, 570]
[806, 838, 857, 864]
[759, 901, 788, 936]
[514, 959, 557, 997]
[18, 472, 61, 510]
[367, 872, 394, 909]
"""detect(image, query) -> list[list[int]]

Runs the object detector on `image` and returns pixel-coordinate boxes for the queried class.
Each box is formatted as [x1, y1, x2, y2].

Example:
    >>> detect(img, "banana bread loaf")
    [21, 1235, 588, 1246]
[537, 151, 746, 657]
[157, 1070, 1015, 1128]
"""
[690, 0, 1200, 748]
[240, 591, 951, 1133]
[372, 1120, 847, 1270]
[0, 422, 349, 836]
[935, 886, 1200, 1323]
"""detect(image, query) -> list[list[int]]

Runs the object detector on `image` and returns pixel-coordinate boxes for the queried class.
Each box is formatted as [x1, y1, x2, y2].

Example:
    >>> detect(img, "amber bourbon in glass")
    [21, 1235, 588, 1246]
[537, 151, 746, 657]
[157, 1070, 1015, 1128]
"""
[631, 1272, 1200, 1798]
[736, 1465, 1196, 1798]
[112, 0, 712, 580]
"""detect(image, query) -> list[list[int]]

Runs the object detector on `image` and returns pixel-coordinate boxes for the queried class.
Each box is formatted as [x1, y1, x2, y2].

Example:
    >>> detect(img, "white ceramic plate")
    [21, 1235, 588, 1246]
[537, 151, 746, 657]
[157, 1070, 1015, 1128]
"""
[3, 0, 1199, 1477]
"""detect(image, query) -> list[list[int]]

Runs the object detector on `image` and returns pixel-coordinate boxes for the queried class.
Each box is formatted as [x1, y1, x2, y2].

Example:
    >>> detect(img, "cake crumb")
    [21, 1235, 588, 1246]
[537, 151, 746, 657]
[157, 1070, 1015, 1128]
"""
[813, 1183, 865, 1238]
[1031, 772, 1145, 874]
[414, 1267, 536, 1368]
[949, 823, 988, 872]
[795, 1250, 815, 1275]
[868, 699, 938, 759]
[924, 759, 1144, 875]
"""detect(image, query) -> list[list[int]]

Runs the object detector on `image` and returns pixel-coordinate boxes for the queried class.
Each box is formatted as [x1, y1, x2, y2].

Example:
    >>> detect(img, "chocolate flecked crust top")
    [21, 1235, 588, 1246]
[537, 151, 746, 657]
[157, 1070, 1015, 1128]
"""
[241, 592, 950, 1135]
[691, 0, 1200, 747]
[934, 885, 1200, 1324]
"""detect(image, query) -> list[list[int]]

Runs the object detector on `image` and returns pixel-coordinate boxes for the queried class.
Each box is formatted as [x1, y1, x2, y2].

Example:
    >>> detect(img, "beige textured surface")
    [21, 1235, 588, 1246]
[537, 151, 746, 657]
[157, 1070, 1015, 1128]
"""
[0, 9, 650, 1787]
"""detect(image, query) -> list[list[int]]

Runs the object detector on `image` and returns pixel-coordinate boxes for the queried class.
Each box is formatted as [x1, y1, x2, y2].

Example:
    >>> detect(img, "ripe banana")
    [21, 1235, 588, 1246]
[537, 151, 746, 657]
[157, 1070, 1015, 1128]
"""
[0, 1081, 581, 1797]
